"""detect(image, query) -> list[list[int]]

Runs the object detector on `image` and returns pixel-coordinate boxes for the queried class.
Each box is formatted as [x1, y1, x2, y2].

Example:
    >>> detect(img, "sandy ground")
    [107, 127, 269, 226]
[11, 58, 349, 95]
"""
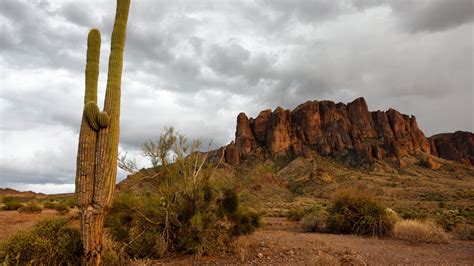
[0, 209, 79, 241]
[155, 218, 474, 265]
[1, 212, 473, 265]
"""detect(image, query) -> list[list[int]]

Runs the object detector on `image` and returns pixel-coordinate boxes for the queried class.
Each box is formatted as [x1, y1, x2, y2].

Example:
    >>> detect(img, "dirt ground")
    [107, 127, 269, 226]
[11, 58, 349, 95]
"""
[152, 217, 474, 265]
[1, 212, 473, 265]
[0, 209, 79, 241]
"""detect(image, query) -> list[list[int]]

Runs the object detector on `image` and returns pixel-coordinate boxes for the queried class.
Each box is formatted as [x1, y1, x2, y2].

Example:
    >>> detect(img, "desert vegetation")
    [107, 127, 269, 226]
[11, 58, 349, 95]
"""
[0, 0, 472, 264]
[0, 218, 82, 265]
[393, 219, 448, 244]
[108, 127, 261, 261]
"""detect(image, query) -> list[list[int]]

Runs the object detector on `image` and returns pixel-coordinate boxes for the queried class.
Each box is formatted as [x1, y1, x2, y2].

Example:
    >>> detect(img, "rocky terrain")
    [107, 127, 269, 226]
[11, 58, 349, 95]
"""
[429, 131, 474, 165]
[216, 97, 473, 167]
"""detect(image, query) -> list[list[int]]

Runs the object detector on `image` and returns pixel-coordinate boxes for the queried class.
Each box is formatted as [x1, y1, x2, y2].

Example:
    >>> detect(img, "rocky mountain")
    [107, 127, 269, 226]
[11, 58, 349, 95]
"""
[429, 131, 474, 165]
[216, 97, 472, 166]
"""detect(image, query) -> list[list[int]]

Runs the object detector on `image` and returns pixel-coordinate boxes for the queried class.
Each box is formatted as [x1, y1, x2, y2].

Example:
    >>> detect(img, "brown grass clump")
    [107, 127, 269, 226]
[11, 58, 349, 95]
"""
[393, 220, 448, 244]
[300, 209, 329, 233]
[231, 236, 250, 262]
[327, 189, 394, 236]
[453, 223, 474, 240]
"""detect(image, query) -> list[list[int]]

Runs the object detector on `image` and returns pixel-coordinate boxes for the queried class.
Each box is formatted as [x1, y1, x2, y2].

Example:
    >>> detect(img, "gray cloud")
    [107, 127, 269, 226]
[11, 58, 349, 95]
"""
[351, 0, 474, 33]
[0, 0, 472, 194]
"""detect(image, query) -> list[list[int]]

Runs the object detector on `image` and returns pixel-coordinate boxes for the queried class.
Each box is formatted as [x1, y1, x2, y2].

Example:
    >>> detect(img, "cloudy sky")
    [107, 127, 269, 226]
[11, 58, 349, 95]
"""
[0, 0, 473, 194]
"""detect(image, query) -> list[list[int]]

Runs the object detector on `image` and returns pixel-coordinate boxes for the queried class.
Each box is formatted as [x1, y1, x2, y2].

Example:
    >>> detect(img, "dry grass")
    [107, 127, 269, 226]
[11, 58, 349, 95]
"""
[231, 236, 250, 262]
[393, 220, 448, 244]
[453, 223, 474, 240]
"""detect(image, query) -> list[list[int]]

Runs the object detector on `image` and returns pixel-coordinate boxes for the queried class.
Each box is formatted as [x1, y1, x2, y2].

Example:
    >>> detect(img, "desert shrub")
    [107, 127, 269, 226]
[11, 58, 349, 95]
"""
[43, 200, 57, 209]
[43, 201, 70, 214]
[18, 202, 43, 213]
[102, 232, 126, 265]
[2, 196, 20, 204]
[231, 236, 250, 262]
[327, 189, 394, 236]
[231, 208, 261, 235]
[65, 197, 76, 208]
[393, 219, 448, 244]
[300, 209, 330, 233]
[453, 223, 474, 240]
[287, 206, 306, 221]
[287, 205, 317, 221]
[54, 202, 70, 215]
[394, 207, 428, 220]
[109, 127, 261, 259]
[126, 224, 168, 259]
[434, 209, 466, 231]
[2, 201, 23, 211]
[0, 218, 82, 265]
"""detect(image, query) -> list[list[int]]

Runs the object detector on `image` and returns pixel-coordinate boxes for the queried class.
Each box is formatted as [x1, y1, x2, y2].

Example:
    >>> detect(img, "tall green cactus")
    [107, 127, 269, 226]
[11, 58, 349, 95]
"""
[75, 0, 130, 265]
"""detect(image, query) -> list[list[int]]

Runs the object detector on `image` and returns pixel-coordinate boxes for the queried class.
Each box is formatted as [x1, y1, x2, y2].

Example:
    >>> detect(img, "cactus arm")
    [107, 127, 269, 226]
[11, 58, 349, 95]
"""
[84, 29, 101, 104]
[84, 101, 100, 131]
[85, 101, 110, 131]
[94, 0, 130, 208]
[97, 111, 110, 128]
[76, 29, 101, 208]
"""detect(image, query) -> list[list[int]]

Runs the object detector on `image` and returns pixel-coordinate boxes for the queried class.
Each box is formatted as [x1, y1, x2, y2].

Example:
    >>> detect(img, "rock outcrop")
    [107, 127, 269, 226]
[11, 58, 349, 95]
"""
[220, 97, 470, 166]
[429, 131, 474, 165]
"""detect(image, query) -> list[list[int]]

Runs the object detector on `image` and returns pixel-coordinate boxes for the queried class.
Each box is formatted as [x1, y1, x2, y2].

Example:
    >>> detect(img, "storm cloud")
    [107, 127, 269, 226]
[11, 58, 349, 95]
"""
[0, 0, 472, 193]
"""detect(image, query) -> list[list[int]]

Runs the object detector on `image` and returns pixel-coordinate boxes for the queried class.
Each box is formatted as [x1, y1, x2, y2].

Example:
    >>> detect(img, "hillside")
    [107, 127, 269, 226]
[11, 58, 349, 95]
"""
[0, 188, 47, 199]
[118, 97, 474, 227]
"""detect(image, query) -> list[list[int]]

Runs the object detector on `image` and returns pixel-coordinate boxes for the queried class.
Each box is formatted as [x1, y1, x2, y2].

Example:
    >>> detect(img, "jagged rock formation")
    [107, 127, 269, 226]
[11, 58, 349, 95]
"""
[429, 131, 474, 165]
[222, 97, 435, 165]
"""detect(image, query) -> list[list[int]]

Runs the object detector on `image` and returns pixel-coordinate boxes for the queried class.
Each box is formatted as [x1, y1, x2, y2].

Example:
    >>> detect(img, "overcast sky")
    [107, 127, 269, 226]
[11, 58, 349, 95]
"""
[0, 0, 473, 194]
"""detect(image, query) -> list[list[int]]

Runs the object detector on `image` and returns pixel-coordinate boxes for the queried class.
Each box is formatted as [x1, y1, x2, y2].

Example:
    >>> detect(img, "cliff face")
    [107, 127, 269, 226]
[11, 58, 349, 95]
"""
[217, 97, 474, 166]
[221, 97, 435, 165]
[429, 131, 474, 165]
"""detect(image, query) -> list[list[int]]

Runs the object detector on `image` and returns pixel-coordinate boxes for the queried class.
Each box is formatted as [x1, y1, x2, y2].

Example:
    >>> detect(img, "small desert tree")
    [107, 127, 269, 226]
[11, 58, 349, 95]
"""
[75, 0, 131, 265]
[114, 127, 260, 258]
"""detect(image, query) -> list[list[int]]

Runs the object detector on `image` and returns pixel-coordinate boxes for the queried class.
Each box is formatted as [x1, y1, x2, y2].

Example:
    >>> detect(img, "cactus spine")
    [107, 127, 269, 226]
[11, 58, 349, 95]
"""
[75, 0, 130, 265]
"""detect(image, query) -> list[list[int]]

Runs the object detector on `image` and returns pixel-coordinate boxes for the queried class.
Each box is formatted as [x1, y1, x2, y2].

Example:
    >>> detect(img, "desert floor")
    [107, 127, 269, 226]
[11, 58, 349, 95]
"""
[2, 211, 472, 265]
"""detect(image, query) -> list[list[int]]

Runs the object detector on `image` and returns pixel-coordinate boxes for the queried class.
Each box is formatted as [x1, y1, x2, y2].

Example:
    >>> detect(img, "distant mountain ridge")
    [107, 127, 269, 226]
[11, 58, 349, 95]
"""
[215, 97, 473, 166]
[0, 188, 46, 198]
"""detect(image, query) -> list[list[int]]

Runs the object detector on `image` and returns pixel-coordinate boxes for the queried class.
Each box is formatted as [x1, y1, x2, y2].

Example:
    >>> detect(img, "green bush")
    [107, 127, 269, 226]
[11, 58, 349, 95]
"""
[287, 206, 307, 221]
[43, 200, 57, 209]
[300, 209, 330, 233]
[18, 202, 43, 213]
[65, 197, 76, 208]
[2, 201, 23, 211]
[108, 128, 261, 259]
[0, 218, 82, 265]
[434, 209, 465, 231]
[327, 189, 394, 236]
[453, 223, 474, 240]
[288, 205, 325, 222]
[54, 202, 70, 215]
[394, 207, 428, 220]
[42, 201, 71, 215]
[2, 197, 20, 204]
[231, 208, 261, 235]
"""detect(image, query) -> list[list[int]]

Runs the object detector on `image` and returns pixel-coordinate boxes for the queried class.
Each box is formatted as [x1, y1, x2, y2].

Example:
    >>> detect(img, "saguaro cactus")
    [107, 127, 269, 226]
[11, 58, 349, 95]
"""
[75, 0, 130, 265]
